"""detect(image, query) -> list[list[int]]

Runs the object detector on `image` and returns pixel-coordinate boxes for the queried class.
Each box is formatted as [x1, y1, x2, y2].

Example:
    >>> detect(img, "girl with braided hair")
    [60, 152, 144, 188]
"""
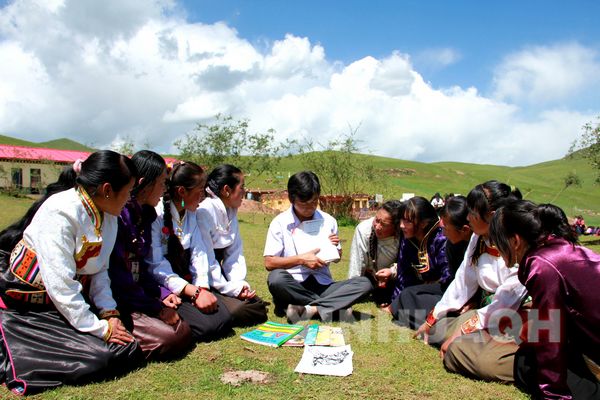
[388, 196, 450, 321]
[393, 195, 472, 329]
[0, 150, 142, 395]
[147, 161, 232, 342]
[109, 150, 193, 360]
[197, 164, 268, 327]
[414, 180, 527, 384]
[347, 200, 404, 307]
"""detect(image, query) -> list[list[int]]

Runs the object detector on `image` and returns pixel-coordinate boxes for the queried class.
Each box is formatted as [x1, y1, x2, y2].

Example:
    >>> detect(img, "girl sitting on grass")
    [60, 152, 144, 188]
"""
[0, 150, 142, 395]
[148, 161, 233, 342]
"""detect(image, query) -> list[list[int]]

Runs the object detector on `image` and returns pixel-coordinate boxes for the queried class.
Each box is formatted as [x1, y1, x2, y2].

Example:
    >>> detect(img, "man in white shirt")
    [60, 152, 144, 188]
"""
[264, 171, 372, 322]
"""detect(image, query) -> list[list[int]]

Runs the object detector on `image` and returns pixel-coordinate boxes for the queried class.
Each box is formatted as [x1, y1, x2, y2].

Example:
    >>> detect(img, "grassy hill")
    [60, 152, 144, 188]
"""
[1, 134, 598, 224]
[0, 134, 96, 151]
[245, 151, 600, 224]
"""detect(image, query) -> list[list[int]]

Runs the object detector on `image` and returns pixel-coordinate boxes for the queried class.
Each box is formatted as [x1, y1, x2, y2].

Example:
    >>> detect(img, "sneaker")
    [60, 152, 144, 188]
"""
[286, 304, 315, 323]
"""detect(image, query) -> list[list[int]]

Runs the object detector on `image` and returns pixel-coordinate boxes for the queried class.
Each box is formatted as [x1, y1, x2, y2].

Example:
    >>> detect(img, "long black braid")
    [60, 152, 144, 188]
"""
[162, 161, 204, 279]
[367, 200, 405, 268]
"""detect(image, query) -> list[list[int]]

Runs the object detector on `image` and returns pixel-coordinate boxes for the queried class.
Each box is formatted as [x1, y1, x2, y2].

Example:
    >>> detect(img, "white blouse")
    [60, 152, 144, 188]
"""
[197, 196, 247, 285]
[432, 233, 527, 330]
[147, 201, 211, 295]
[20, 188, 117, 339]
[347, 217, 399, 279]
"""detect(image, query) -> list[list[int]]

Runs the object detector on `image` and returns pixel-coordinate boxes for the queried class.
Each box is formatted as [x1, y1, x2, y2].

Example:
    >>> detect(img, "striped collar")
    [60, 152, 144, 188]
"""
[76, 186, 103, 237]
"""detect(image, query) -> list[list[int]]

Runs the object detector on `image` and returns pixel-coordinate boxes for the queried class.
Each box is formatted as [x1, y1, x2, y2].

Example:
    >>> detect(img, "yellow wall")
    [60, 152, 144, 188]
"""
[0, 160, 64, 193]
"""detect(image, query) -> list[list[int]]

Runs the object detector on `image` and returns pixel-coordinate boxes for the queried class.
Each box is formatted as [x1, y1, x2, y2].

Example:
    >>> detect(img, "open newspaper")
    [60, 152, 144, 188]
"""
[292, 219, 340, 262]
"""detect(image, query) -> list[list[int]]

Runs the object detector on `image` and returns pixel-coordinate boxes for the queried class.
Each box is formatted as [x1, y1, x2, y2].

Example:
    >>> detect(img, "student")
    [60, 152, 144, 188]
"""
[490, 200, 600, 399]
[0, 150, 142, 395]
[394, 195, 472, 329]
[389, 196, 449, 323]
[347, 200, 404, 307]
[197, 164, 268, 326]
[264, 171, 372, 322]
[148, 161, 233, 342]
[109, 150, 193, 360]
[415, 180, 527, 383]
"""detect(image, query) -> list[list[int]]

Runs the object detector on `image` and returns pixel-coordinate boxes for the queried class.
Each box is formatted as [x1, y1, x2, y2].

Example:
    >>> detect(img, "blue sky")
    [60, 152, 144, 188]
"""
[0, 0, 599, 165]
[180, 1, 600, 94]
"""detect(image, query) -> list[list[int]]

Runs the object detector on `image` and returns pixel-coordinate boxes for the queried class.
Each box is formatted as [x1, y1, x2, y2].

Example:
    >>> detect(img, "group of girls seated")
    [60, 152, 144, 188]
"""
[349, 181, 599, 399]
[0, 149, 597, 399]
[0, 150, 266, 395]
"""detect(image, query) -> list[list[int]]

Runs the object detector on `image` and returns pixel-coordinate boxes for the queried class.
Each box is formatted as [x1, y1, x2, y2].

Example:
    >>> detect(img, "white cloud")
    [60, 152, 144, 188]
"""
[415, 47, 462, 68]
[492, 42, 600, 104]
[0, 0, 597, 166]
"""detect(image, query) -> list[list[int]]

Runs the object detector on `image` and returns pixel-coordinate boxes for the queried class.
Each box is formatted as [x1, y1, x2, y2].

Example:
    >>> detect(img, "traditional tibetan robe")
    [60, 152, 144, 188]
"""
[0, 187, 141, 395]
[518, 237, 600, 399]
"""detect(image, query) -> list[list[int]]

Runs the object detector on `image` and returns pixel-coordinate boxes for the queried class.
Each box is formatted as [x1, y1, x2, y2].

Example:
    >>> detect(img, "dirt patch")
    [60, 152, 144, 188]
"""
[239, 199, 277, 214]
[220, 370, 271, 386]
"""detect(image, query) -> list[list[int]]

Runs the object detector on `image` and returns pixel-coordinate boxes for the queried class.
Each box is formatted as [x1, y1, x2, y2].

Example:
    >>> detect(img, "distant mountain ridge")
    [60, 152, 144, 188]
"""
[0, 135, 96, 152]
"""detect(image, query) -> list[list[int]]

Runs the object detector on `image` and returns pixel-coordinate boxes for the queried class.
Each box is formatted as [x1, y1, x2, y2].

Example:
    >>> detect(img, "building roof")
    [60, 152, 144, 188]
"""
[0, 144, 90, 163]
[0, 144, 179, 164]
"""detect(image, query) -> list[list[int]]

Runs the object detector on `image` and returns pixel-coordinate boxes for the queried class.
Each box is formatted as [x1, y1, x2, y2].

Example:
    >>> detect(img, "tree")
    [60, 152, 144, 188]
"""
[569, 115, 600, 182]
[111, 136, 135, 156]
[298, 126, 383, 218]
[550, 171, 582, 203]
[174, 114, 295, 183]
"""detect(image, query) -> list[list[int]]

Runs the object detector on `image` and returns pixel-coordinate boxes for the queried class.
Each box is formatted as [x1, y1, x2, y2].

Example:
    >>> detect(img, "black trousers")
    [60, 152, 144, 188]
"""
[514, 346, 600, 399]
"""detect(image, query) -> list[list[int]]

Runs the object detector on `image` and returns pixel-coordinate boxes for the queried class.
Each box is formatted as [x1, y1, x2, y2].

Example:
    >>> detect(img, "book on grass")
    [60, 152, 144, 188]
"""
[314, 325, 346, 347]
[281, 326, 308, 347]
[240, 321, 304, 347]
[292, 219, 340, 262]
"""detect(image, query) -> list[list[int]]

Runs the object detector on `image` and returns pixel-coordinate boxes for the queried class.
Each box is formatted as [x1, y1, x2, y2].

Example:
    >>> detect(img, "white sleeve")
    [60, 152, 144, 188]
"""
[88, 268, 117, 315]
[348, 225, 369, 278]
[146, 216, 189, 295]
[221, 230, 247, 282]
[432, 236, 479, 319]
[30, 210, 108, 339]
[188, 228, 211, 289]
[263, 219, 285, 257]
[476, 266, 527, 329]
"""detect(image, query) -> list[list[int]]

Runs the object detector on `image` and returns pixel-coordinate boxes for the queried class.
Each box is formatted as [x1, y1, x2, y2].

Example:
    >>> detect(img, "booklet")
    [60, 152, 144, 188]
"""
[292, 219, 340, 262]
[240, 321, 304, 348]
[314, 326, 346, 347]
[294, 345, 353, 377]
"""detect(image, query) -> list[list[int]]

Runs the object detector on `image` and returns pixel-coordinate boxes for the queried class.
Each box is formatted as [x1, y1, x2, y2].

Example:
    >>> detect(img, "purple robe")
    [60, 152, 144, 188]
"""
[109, 200, 163, 317]
[392, 227, 449, 298]
[520, 236, 600, 399]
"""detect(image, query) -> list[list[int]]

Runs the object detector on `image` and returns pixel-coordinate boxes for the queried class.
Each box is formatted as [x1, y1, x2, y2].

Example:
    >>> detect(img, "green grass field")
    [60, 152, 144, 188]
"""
[0, 145, 599, 399]
[0, 192, 596, 400]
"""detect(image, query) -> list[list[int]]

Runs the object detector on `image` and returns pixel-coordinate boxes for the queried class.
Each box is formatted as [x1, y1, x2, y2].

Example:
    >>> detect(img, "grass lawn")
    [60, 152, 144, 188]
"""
[1, 197, 598, 399]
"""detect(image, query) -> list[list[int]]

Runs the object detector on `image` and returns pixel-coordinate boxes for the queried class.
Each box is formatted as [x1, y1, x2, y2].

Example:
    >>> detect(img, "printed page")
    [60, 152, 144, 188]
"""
[292, 219, 340, 262]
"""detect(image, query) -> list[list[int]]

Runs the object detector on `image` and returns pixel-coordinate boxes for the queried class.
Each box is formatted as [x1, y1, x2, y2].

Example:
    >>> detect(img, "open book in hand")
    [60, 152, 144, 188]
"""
[292, 219, 340, 263]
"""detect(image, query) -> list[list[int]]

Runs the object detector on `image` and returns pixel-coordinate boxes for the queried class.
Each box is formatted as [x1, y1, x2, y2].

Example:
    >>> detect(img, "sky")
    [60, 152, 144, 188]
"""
[0, 0, 599, 166]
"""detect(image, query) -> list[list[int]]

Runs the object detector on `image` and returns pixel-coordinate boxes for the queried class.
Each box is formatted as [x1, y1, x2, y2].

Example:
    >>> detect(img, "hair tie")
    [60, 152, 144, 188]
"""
[205, 186, 218, 199]
[72, 159, 83, 175]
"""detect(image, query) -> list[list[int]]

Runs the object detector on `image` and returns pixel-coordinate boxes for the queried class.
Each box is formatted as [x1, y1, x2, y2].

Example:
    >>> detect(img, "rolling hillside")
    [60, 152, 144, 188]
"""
[1, 134, 598, 224]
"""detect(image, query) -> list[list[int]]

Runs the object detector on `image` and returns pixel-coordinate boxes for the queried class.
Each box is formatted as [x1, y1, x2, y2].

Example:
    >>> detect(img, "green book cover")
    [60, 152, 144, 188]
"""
[240, 321, 304, 347]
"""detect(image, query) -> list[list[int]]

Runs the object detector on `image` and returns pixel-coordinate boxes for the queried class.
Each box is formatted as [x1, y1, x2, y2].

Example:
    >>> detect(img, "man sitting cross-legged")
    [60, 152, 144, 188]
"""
[264, 171, 372, 322]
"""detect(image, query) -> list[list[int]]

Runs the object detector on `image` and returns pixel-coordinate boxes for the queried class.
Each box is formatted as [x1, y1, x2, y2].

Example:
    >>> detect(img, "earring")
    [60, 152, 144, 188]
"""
[226, 192, 230, 198]
[105, 194, 110, 199]
[181, 199, 185, 208]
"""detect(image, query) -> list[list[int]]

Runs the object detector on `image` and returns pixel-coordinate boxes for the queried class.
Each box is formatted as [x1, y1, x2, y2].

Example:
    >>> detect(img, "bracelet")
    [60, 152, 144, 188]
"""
[102, 321, 113, 342]
[190, 288, 201, 303]
[425, 310, 437, 327]
[99, 309, 120, 319]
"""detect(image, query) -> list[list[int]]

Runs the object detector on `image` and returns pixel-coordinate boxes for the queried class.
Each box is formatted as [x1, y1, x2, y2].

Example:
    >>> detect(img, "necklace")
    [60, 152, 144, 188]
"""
[409, 220, 440, 277]
[174, 209, 185, 239]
